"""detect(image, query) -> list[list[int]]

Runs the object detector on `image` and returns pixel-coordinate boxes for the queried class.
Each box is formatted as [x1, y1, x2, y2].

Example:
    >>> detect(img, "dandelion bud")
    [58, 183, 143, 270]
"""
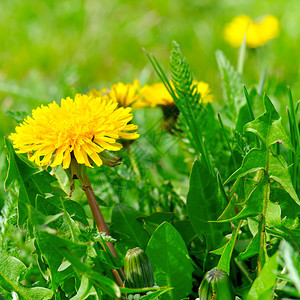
[124, 247, 155, 289]
[198, 268, 235, 300]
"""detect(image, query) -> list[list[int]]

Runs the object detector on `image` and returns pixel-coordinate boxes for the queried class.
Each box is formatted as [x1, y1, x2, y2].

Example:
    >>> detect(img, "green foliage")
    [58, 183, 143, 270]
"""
[2, 29, 300, 300]
[146, 222, 193, 300]
[187, 159, 229, 251]
[276, 241, 300, 298]
[216, 50, 245, 124]
[247, 253, 278, 300]
[0, 251, 53, 299]
[111, 203, 150, 250]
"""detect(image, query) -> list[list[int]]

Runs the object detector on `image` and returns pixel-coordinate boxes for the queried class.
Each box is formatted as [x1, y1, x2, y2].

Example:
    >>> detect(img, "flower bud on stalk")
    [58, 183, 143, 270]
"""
[124, 247, 155, 289]
[198, 268, 235, 300]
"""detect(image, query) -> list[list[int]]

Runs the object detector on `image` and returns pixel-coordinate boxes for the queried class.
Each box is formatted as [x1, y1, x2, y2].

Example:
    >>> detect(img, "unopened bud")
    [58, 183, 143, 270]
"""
[198, 268, 235, 300]
[124, 247, 155, 288]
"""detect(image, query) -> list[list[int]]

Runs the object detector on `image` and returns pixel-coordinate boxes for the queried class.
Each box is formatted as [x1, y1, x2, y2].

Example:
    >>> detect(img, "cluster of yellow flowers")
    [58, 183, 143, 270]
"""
[89, 79, 214, 109]
[224, 15, 280, 48]
[9, 79, 213, 169]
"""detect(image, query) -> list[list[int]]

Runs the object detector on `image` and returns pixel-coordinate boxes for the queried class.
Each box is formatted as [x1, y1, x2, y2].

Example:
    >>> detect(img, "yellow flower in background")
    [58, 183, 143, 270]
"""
[194, 81, 214, 103]
[139, 82, 174, 107]
[224, 15, 280, 48]
[88, 87, 107, 98]
[89, 79, 141, 108]
[139, 81, 214, 107]
[9, 94, 139, 169]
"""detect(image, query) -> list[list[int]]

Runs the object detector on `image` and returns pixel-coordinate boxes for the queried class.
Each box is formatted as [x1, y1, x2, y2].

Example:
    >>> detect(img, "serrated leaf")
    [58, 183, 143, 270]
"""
[225, 148, 265, 184]
[245, 94, 294, 151]
[270, 187, 299, 229]
[225, 95, 299, 223]
[268, 154, 300, 206]
[237, 232, 260, 262]
[219, 178, 264, 222]
[216, 50, 244, 123]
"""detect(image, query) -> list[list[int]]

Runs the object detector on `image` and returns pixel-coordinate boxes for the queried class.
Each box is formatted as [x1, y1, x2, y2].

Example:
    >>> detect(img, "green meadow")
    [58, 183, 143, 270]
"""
[1, 1, 300, 299]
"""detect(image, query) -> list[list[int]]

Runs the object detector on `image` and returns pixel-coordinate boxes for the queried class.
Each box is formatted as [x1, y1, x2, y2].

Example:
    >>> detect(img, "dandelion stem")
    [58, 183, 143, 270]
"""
[80, 167, 124, 287]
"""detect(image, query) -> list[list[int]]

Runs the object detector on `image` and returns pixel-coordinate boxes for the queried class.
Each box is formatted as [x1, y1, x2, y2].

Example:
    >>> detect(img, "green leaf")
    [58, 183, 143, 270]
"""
[0, 251, 53, 300]
[139, 287, 173, 299]
[237, 232, 260, 262]
[217, 221, 242, 274]
[137, 212, 175, 226]
[219, 178, 265, 223]
[247, 253, 278, 300]
[268, 154, 300, 206]
[278, 241, 300, 295]
[173, 220, 196, 246]
[245, 94, 294, 151]
[64, 200, 89, 226]
[146, 222, 193, 300]
[169, 42, 213, 171]
[36, 231, 120, 298]
[34, 230, 77, 291]
[4, 138, 68, 227]
[225, 95, 299, 222]
[270, 186, 299, 229]
[70, 276, 92, 300]
[111, 203, 149, 250]
[216, 50, 244, 123]
[6, 110, 28, 123]
[120, 286, 166, 294]
[225, 148, 265, 184]
[4, 138, 35, 226]
[187, 159, 229, 250]
[137, 212, 175, 234]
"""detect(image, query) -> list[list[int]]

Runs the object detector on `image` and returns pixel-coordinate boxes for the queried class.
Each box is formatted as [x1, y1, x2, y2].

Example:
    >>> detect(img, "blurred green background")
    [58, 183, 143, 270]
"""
[1, 0, 300, 197]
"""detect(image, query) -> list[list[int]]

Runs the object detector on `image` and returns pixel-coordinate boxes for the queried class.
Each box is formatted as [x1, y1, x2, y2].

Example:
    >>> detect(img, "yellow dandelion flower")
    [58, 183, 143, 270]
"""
[224, 15, 280, 48]
[89, 79, 141, 108]
[88, 88, 107, 98]
[9, 94, 140, 169]
[139, 81, 214, 107]
[260, 15, 280, 41]
[139, 82, 174, 107]
[194, 81, 214, 103]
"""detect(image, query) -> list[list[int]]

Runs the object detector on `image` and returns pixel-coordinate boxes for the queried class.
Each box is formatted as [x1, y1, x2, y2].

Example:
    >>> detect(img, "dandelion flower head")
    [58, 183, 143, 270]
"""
[224, 15, 280, 48]
[139, 82, 175, 107]
[89, 79, 141, 108]
[9, 94, 140, 169]
[139, 81, 214, 107]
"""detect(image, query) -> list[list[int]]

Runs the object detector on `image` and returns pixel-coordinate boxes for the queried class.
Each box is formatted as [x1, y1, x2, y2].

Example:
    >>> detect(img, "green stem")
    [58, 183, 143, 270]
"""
[257, 172, 269, 276]
[235, 260, 253, 283]
[79, 166, 124, 287]
[127, 146, 154, 214]
[217, 113, 238, 169]
[127, 145, 142, 182]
